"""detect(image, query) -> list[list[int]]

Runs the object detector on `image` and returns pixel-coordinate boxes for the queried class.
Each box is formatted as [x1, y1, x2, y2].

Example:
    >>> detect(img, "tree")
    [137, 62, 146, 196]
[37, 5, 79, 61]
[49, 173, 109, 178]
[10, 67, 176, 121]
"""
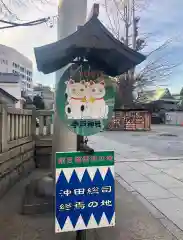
[0, 0, 51, 18]
[104, 0, 182, 108]
[33, 95, 45, 110]
[0, 0, 54, 29]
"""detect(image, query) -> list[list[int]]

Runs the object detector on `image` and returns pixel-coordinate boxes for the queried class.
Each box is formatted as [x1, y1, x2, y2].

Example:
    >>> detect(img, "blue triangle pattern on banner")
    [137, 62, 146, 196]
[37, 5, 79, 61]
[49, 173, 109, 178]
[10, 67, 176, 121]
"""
[56, 167, 115, 230]
[80, 170, 95, 226]
[103, 168, 115, 223]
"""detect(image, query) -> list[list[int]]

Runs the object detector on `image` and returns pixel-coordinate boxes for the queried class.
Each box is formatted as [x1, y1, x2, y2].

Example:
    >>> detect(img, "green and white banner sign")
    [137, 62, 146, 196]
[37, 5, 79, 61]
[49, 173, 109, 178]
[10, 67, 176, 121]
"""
[55, 151, 115, 233]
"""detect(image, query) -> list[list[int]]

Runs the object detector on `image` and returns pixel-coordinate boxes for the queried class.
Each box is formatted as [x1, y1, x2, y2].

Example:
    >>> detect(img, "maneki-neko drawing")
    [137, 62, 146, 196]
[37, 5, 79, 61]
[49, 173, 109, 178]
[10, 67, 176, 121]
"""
[65, 79, 87, 119]
[87, 79, 108, 119]
[65, 78, 109, 120]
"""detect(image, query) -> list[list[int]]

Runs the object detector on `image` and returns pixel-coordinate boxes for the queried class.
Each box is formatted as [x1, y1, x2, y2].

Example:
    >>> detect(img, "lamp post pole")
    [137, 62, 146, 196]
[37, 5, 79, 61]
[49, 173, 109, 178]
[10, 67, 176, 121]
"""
[52, 0, 87, 177]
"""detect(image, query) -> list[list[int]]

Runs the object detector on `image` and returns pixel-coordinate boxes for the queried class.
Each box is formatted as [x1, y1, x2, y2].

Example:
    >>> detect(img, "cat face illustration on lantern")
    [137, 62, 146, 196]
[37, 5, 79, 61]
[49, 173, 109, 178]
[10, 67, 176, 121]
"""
[65, 79, 88, 119]
[87, 80, 109, 119]
[64, 78, 109, 120]
[65, 79, 86, 100]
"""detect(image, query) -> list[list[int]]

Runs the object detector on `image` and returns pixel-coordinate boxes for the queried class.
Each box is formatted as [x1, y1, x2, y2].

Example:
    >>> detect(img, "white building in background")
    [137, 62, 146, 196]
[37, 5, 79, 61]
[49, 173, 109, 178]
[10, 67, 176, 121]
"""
[0, 73, 24, 108]
[0, 44, 33, 96]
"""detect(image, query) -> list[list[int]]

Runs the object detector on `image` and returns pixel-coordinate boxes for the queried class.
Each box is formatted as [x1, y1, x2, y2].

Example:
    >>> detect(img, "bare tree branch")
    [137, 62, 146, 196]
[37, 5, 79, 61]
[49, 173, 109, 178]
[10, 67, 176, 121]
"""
[103, 0, 183, 104]
[102, 0, 182, 107]
[0, 16, 51, 29]
[0, 0, 53, 20]
[0, 0, 55, 29]
[0, 0, 13, 16]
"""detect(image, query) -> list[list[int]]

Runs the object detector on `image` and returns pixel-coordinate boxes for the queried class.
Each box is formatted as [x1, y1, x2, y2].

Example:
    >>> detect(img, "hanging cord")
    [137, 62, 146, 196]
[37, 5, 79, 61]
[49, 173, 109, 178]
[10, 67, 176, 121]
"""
[69, 64, 82, 80]
[84, 137, 88, 145]
[88, 65, 91, 81]
[78, 136, 94, 154]
[80, 64, 83, 81]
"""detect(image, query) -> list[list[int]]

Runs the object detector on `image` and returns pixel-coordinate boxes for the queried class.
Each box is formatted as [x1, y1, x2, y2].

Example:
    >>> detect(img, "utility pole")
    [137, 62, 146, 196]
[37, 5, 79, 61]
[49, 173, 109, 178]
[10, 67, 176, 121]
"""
[123, 0, 137, 99]
[131, 0, 138, 82]
[131, 0, 136, 50]
[123, 0, 130, 46]
[52, 0, 87, 176]
[123, 0, 136, 49]
[123, 0, 131, 82]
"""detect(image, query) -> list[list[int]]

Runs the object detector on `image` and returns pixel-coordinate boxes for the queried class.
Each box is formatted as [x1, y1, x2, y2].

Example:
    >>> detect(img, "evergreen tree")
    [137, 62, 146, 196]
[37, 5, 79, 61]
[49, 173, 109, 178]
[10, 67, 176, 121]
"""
[33, 95, 45, 110]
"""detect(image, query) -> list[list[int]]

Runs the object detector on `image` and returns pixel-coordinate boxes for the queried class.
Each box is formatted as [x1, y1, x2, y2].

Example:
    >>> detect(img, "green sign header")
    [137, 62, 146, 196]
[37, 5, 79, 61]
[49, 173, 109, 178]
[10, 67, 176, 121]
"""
[55, 151, 114, 169]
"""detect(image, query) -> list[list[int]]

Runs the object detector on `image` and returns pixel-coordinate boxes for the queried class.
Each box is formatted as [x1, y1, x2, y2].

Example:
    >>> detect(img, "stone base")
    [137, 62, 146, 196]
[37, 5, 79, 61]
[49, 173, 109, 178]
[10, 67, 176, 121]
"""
[21, 175, 55, 215]
[0, 158, 35, 199]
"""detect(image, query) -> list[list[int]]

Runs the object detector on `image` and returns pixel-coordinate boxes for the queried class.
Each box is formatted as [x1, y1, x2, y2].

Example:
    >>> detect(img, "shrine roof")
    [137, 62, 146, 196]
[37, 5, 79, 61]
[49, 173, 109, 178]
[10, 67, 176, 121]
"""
[34, 16, 146, 76]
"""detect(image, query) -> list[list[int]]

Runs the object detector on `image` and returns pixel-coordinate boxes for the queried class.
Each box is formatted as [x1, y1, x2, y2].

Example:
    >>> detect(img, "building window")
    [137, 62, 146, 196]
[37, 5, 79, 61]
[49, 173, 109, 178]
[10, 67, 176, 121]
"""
[26, 70, 32, 77]
[13, 70, 18, 74]
[20, 66, 25, 72]
[27, 77, 32, 82]
[13, 62, 18, 68]
[21, 74, 25, 79]
[0, 59, 8, 64]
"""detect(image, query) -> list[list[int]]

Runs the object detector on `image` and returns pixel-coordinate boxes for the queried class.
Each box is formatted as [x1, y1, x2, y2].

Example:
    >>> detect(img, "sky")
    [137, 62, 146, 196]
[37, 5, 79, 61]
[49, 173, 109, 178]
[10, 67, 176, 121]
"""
[0, 0, 183, 93]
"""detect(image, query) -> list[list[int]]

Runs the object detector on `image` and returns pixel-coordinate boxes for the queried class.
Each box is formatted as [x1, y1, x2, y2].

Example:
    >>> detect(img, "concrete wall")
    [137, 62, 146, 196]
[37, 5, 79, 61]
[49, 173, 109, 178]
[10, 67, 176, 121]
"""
[35, 140, 52, 169]
[0, 141, 35, 198]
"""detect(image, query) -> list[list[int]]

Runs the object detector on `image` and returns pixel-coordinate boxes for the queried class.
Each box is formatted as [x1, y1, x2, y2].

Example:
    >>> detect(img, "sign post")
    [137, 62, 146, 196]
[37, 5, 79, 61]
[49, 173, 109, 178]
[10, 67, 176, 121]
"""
[54, 3, 116, 239]
[55, 151, 115, 233]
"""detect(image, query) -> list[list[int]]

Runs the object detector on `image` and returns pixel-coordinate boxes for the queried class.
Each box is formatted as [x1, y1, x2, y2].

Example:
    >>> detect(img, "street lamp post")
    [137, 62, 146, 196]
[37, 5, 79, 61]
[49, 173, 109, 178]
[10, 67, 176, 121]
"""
[52, 0, 88, 177]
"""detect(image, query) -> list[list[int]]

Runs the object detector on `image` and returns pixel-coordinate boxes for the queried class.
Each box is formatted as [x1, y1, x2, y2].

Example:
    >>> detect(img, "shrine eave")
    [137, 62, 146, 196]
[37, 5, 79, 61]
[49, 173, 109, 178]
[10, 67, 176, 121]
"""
[34, 16, 146, 77]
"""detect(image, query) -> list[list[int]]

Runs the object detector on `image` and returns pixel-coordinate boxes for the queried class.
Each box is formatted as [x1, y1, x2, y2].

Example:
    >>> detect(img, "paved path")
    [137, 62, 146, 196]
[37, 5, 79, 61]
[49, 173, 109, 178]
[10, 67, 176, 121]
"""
[100, 125, 183, 158]
[89, 126, 183, 239]
[0, 170, 177, 240]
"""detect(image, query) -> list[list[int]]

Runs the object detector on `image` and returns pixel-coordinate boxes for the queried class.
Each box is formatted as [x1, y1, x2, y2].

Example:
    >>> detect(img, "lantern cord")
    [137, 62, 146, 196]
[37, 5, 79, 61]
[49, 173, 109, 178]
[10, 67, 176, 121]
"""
[84, 137, 88, 145]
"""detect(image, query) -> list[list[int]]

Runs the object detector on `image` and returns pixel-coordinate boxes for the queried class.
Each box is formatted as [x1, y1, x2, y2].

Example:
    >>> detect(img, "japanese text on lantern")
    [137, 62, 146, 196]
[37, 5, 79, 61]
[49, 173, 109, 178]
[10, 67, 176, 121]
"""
[71, 120, 102, 129]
